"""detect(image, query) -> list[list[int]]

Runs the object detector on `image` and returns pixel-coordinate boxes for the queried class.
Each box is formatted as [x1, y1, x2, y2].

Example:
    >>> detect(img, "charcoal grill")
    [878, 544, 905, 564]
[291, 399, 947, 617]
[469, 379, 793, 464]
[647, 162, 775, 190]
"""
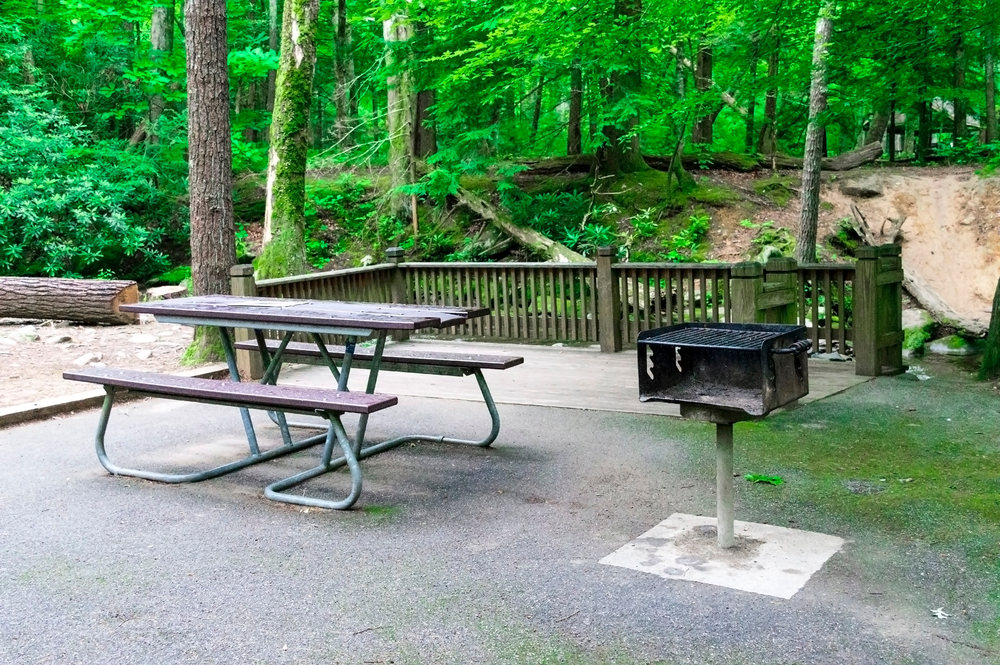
[636, 323, 811, 548]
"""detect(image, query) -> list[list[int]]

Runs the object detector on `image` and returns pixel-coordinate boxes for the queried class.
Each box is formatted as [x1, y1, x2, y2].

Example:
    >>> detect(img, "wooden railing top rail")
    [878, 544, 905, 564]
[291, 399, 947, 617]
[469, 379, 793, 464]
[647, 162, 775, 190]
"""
[612, 262, 733, 270]
[798, 263, 856, 271]
[256, 263, 393, 287]
[401, 261, 597, 269]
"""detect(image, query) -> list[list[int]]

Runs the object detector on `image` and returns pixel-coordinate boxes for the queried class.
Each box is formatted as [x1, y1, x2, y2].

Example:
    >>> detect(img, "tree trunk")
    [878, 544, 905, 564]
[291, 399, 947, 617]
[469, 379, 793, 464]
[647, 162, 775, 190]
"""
[266, 0, 278, 112]
[257, 0, 319, 279]
[758, 27, 779, 156]
[384, 14, 415, 223]
[456, 189, 588, 263]
[530, 75, 544, 144]
[332, 0, 355, 148]
[414, 89, 437, 158]
[864, 106, 890, 146]
[0, 278, 139, 325]
[595, 0, 646, 175]
[568, 59, 583, 155]
[149, 0, 174, 144]
[745, 34, 758, 154]
[986, 19, 997, 144]
[953, 30, 966, 141]
[980, 277, 1000, 380]
[185, 0, 236, 362]
[794, 0, 834, 265]
[693, 45, 713, 144]
[916, 97, 931, 161]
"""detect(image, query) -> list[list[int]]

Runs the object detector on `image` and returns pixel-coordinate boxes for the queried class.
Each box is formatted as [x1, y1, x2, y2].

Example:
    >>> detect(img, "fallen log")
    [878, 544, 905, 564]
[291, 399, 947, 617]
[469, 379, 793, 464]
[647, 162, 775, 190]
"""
[519, 142, 884, 177]
[455, 188, 588, 263]
[0, 277, 139, 325]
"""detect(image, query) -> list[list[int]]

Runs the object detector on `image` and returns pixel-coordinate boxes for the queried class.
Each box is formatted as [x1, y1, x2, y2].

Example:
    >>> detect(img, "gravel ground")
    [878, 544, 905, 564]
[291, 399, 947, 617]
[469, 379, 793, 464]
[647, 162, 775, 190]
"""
[0, 391, 987, 664]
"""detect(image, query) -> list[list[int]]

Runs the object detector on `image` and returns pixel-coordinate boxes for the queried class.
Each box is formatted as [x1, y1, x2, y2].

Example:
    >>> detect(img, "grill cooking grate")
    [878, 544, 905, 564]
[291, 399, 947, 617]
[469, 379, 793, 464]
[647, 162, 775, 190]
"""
[642, 327, 785, 350]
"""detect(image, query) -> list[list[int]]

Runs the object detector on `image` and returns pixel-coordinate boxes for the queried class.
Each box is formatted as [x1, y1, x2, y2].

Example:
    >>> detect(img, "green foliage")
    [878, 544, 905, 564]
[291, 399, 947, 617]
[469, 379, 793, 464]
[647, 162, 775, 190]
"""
[660, 212, 710, 262]
[745, 474, 784, 485]
[743, 220, 796, 262]
[0, 85, 177, 279]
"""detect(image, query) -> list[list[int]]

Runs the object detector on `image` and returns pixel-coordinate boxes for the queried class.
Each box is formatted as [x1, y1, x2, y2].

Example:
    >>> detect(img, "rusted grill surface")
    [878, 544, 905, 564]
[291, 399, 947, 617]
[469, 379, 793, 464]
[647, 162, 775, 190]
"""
[638, 323, 810, 418]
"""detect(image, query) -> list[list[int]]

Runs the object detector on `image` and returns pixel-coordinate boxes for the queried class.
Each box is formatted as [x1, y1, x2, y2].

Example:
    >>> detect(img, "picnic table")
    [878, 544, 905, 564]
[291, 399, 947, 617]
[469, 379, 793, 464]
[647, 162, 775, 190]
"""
[65, 294, 522, 510]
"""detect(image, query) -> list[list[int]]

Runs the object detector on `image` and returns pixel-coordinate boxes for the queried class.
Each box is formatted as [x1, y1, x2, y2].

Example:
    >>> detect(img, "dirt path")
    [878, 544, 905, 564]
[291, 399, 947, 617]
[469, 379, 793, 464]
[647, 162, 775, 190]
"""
[0, 318, 206, 408]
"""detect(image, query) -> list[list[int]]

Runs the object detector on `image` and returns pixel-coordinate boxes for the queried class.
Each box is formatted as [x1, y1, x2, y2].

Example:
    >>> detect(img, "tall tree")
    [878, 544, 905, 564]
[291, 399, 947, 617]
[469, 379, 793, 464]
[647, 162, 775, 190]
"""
[758, 25, 780, 156]
[384, 13, 415, 223]
[332, 0, 356, 148]
[986, 3, 997, 144]
[184, 0, 236, 362]
[795, 0, 834, 265]
[266, 0, 279, 112]
[148, 0, 175, 144]
[595, 0, 646, 175]
[692, 44, 713, 144]
[256, 0, 319, 279]
[567, 59, 583, 155]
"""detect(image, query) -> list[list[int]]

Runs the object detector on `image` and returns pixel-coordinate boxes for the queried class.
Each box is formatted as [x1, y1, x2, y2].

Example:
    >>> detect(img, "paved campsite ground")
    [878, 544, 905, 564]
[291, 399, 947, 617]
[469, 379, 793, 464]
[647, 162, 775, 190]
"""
[1, 353, 998, 664]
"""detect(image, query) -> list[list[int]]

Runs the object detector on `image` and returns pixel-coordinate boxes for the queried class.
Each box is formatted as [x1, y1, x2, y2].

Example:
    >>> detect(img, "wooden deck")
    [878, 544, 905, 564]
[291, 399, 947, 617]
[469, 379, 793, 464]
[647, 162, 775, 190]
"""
[281, 340, 871, 417]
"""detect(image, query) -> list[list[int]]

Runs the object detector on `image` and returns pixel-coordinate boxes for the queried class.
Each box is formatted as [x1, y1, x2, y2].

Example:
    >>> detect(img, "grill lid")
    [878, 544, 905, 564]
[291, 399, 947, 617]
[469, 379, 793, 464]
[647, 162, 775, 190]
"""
[640, 323, 802, 351]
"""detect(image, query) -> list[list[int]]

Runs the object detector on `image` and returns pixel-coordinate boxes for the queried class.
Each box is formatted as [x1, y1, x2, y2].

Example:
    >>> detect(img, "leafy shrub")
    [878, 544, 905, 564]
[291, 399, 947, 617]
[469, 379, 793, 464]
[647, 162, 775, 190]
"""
[661, 212, 710, 261]
[0, 86, 177, 279]
[743, 219, 796, 262]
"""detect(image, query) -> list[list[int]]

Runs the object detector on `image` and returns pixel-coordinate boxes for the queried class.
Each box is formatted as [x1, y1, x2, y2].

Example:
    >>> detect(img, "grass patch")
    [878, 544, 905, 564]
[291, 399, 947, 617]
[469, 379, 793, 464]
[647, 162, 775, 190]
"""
[665, 361, 1000, 645]
[362, 504, 401, 519]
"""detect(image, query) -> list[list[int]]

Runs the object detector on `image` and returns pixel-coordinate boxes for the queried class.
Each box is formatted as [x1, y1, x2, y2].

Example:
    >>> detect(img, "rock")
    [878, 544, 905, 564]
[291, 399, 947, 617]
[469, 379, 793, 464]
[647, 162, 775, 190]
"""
[12, 326, 39, 342]
[136, 349, 153, 360]
[927, 334, 978, 356]
[145, 285, 188, 300]
[812, 352, 848, 361]
[73, 352, 104, 366]
[902, 308, 934, 330]
[45, 334, 73, 344]
[839, 178, 883, 198]
[129, 333, 158, 344]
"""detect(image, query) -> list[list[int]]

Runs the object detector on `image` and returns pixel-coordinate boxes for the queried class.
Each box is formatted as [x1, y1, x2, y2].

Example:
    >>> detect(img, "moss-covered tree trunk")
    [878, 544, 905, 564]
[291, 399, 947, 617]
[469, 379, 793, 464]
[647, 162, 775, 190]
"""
[568, 59, 583, 155]
[384, 14, 414, 223]
[257, 0, 319, 280]
[794, 0, 833, 265]
[981, 277, 1000, 380]
[184, 0, 235, 364]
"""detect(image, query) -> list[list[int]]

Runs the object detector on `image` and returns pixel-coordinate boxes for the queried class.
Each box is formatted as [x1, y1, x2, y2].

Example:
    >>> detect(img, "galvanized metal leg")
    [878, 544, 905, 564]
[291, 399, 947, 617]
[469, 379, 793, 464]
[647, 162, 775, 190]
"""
[716, 422, 735, 549]
[218, 326, 261, 455]
[353, 331, 387, 452]
[92, 386, 326, 484]
[264, 411, 363, 510]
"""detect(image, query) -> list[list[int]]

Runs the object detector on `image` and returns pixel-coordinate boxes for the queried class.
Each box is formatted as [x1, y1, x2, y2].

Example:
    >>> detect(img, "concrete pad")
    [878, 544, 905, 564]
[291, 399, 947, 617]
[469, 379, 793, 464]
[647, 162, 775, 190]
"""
[599, 513, 845, 599]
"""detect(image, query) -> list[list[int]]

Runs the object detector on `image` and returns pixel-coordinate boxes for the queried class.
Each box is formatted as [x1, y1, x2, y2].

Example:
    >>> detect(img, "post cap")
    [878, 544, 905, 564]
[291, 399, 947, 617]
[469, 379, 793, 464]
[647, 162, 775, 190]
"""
[731, 262, 762, 278]
[878, 244, 901, 256]
[764, 256, 797, 272]
[386, 247, 405, 259]
[597, 246, 615, 257]
[855, 246, 878, 259]
[230, 264, 255, 277]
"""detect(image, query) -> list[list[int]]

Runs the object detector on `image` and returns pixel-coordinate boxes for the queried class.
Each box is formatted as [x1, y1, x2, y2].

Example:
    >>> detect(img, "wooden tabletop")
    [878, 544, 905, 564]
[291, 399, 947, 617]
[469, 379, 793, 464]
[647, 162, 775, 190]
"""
[121, 295, 489, 331]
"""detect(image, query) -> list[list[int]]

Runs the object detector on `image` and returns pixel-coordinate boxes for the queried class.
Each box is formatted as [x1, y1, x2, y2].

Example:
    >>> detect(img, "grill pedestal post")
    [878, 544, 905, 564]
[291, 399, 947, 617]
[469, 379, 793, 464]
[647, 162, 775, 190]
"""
[716, 422, 735, 548]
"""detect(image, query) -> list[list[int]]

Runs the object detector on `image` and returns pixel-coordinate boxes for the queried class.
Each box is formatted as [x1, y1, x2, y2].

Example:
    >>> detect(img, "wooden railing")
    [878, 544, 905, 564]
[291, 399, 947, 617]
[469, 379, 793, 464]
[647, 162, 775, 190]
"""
[232, 245, 903, 376]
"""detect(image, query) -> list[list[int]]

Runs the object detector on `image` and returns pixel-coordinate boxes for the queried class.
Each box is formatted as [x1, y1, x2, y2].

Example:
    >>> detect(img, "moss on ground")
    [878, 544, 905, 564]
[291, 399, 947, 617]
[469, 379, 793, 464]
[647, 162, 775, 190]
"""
[659, 359, 1000, 646]
[753, 175, 798, 207]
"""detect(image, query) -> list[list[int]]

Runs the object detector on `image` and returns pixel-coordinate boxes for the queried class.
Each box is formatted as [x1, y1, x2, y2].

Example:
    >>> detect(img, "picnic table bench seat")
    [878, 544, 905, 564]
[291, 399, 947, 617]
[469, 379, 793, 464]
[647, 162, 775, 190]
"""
[63, 367, 399, 509]
[235, 338, 523, 449]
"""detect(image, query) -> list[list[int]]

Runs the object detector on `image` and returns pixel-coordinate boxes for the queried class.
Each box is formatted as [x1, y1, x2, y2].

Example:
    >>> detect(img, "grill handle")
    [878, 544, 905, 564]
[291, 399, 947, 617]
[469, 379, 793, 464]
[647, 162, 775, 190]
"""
[769, 339, 812, 355]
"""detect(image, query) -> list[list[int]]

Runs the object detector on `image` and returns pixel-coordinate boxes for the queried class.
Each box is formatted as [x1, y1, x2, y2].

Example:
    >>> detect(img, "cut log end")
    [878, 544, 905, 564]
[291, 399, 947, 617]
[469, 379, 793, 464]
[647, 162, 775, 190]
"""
[0, 277, 140, 325]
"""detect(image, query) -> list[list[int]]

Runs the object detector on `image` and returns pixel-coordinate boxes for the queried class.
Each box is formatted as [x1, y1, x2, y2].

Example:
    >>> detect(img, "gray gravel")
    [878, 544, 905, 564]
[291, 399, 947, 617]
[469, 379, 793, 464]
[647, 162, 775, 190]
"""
[0, 396, 986, 664]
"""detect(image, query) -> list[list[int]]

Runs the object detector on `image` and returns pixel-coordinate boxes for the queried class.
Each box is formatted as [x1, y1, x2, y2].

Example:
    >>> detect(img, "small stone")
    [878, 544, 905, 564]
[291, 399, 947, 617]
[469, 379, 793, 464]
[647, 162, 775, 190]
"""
[129, 334, 158, 344]
[73, 352, 104, 366]
[136, 349, 153, 360]
[12, 326, 39, 342]
[927, 335, 978, 356]
[45, 334, 72, 344]
[839, 178, 883, 198]
[812, 352, 848, 361]
[90, 361, 106, 368]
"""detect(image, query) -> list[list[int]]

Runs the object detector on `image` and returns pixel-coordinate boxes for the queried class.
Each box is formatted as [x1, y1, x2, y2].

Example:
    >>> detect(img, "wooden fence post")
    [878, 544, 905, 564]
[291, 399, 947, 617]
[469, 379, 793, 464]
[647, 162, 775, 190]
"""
[597, 246, 622, 352]
[762, 257, 798, 324]
[386, 247, 410, 342]
[729, 262, 763, 323]
[230, 264, 263, 380]
[854, 244, 904, 376]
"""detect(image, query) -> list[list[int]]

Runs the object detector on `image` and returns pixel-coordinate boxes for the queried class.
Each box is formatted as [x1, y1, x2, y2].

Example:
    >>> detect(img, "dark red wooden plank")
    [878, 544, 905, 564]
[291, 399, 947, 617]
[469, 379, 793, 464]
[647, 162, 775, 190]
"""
[234, 339, 525, 370]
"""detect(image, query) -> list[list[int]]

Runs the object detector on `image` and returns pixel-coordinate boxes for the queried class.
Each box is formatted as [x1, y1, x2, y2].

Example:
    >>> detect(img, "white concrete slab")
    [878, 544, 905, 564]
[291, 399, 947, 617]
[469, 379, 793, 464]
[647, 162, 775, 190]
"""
[599, 513, 845, 599]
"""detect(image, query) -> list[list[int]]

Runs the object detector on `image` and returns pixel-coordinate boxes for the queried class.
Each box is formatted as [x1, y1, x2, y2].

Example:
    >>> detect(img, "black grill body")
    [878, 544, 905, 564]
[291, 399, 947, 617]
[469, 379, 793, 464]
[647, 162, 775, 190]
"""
[637, 323, 809, 418]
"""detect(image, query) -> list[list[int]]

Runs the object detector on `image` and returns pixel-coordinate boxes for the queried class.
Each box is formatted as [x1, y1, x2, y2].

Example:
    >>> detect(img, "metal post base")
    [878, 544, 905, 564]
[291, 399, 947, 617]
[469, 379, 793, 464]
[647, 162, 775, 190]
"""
[716, 422, 735, 549]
